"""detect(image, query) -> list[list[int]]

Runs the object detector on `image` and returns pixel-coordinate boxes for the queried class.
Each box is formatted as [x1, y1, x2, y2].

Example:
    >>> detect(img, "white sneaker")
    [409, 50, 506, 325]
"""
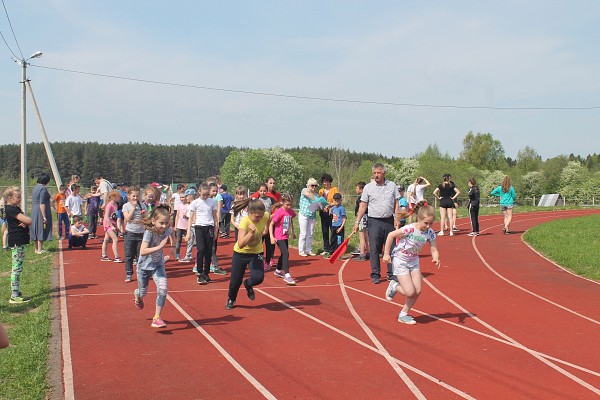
[449, 231, 454, 236]
[437, 230, 444, 236]
[385, 280, 397, 301]
[299, 252, 307, 257]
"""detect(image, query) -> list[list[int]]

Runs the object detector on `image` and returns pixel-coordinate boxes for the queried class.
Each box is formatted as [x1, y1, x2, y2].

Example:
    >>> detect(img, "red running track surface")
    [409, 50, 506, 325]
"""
[55, 210, 600, 399]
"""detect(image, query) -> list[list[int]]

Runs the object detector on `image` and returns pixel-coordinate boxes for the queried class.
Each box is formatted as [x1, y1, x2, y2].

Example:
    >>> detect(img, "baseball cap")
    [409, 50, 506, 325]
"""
[184, 188, 196, 196]
[150, 182, 161, 187]
[333, 193, 342, 200]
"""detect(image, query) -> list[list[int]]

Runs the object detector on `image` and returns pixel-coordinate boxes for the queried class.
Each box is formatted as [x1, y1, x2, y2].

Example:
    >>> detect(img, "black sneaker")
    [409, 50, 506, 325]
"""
[203, 274, 212, 283]
[355, 254, 366, 261]
[213, 267, 228, 275]
[351, 248, 361, 256]
[387, 275, 398, 282]
[371, 276, 381, 285]
[225, 298, 235, 310]
[244, 279, 255, 300]
[197, 275, 208, 285]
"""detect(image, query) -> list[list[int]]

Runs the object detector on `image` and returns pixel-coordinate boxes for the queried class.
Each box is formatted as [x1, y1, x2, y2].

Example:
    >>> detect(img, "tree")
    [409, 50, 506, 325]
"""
[516, 146, 541, 174]
[521, 171, 543, 198]
[393, 158, 420, 186]
[328, 145, 357, 195]
[481, 170, 506, 202]
[460, 131, 506, 170]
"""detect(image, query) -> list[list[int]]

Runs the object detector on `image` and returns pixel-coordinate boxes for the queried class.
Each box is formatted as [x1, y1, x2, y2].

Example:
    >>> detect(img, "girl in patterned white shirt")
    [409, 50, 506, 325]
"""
[382, 201, 440, 325]
[133, 205, 176, 328]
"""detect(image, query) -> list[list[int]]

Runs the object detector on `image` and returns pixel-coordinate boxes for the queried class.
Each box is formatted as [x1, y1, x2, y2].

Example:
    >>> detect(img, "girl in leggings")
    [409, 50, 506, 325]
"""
[467, 178, 480, 236]
[269, 194, 297, 285]
[226, 199, 270, 310]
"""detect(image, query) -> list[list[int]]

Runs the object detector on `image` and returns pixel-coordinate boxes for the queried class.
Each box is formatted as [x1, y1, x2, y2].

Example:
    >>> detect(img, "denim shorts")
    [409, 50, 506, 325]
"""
[500, 205, 514, 212]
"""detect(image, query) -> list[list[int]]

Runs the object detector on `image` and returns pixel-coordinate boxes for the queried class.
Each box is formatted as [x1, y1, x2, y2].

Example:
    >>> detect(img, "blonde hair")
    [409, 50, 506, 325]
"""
[2, 186, 20, 202]
[306, 178, 318, 187]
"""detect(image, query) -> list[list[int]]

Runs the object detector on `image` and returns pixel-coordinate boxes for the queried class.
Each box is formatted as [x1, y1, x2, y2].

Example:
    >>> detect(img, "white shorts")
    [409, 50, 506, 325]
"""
[392, 257, 420, 276]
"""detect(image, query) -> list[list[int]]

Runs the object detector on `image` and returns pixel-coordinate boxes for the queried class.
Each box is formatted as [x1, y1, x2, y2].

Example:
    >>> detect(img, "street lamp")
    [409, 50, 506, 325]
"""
[15, 51, 43, 211]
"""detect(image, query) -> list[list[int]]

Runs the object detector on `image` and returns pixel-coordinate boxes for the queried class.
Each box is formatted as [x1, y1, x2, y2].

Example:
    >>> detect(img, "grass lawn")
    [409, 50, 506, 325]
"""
[523, 213, 600, 281]
[0, 242, 55, 400]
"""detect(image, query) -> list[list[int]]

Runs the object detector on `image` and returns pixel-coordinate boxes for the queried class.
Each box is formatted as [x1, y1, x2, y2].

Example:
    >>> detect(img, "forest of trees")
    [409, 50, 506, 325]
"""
[1, 132, 599, 204]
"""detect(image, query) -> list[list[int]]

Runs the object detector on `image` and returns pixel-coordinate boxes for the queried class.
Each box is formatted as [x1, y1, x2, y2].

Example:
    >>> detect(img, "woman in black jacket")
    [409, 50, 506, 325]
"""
[467, 178, 480, 236]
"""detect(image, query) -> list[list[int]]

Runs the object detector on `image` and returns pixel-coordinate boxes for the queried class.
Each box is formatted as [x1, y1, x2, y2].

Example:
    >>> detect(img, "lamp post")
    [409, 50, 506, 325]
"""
[16, 51, 42, 211]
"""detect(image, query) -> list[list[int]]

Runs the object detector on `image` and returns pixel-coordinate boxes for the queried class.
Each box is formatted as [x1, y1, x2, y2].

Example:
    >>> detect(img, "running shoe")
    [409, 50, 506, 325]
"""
[351, 248, 361, 256]
[283, 275, 296, 285]
[355, 254, 367, 261]
[398, 315, 417, 325]
[203, 274, 212, 283]
[101, 255, 111, 262]
[385, 281, 397, 301]
[273, 269, 285, 278]
[113, 257, 124, 263]
[180, 257, 192, 263]
[213, 267, 228, 275]
[225, 298, 235, 310]
[124, 275, 132, 283]
[269, 259, 277, 267]
[244, 279, 255, 300]
[192, 266, 199, 275]
[133, 290, 144, 310]
[322, 251, 331, 258]
[437, 230, 444, 236]
[452, 227, 460, 232]
[307, 252, 317, 256]
[263, 261, 270, 272]
[371, 276, 381, 285]
[9, 295, 31, 304]
[151, 317, 166, 328]
[449, 231, 454, 237]
[197, 275, 207, 285]
[299, 252, 307, 257]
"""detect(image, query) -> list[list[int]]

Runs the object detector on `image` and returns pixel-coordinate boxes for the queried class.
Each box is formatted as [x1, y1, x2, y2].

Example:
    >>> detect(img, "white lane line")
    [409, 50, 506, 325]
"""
[167, 295, 277, 400]
[256, 288, 476, 400]
[471, 214, 600, 325]
[58, 240, 75, 400]
[345, 285, 600, 378]
[423, 278, 600, 396]
[337, 262, 425, 400]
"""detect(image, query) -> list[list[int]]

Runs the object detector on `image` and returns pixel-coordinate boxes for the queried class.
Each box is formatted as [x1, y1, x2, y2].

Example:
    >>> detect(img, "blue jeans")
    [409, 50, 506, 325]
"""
[136, 263, 168, 307]
[57, 212, 70, 238]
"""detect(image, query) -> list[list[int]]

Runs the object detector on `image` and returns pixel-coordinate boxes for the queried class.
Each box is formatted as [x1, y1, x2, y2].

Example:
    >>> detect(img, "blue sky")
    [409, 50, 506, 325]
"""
[1, 1, 599, 160]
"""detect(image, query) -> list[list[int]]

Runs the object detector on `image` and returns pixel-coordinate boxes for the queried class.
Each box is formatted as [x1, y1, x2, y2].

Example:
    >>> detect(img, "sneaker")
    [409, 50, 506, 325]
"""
[197, 275, 208, 285]
[283, 275, 296, 285]
[101, 255, 111, 262]
[151, 317, 166, 328]
[398, 315, 417, 325]
[307, 252, 317, 256]
[244, 279, 255, 300]
[9, 295, 31, 304]
[213, 267, 227, 275]
[355, 254, 367, 261]
[299, 252, 307, 257]
[269, 259, 277, 267]
[452, 227, 460, 232]
[67, 245, 73, 250]
[467, 232, 479, 237]
[385, 281, 397, 301]
[192, 266, 199, 275]
[263, 261, 270, 272]
[322, 251, 331, 258]
[133, 291, 144, 310]
[113, 257, 124, 263]
[371, 276, 381, 285]
[210, 265, 216, 273]
[225, 298, 235, 310]
[180, 257, 192, 263]
[437, 230, 444, 236]
[351, 248, 361, 256]
[124, 275, 132, 283]
[387, 275, 398, 282]
[81, 246, 88, 250]
[203, 274, 212, 283]
[449, 231, 454, 237]
[273, 269, 285, 278]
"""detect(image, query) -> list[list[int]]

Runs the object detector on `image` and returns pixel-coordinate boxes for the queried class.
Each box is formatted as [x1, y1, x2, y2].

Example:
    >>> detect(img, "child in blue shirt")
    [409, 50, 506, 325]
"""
[397, 186, 409, 227]
[326, 193, 346, 257]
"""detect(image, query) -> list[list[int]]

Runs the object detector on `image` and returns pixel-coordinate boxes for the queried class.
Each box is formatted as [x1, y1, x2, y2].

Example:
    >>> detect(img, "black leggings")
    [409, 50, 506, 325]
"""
[262, 235, 275, 263]
[194, 225, 214, 275]
[469, 204, 480, 233]
[228, 251, 264, 302]
[276, 239, 290, 274]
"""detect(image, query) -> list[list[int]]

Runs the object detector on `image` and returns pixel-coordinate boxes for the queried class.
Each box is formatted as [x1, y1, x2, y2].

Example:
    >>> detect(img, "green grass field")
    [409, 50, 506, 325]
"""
[0, 243, 54, 400]
[523, 213, 600, 281]
[0, 206, 597, 399]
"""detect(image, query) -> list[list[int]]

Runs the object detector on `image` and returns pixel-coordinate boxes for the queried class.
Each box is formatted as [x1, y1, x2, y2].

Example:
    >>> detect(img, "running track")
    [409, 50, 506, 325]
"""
[54, 210, 600, 399]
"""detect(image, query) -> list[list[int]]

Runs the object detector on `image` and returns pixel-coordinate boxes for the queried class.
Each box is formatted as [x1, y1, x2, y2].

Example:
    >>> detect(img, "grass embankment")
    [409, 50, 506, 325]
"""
[0, 243, 55, 400]
[523, 214, 600, 281]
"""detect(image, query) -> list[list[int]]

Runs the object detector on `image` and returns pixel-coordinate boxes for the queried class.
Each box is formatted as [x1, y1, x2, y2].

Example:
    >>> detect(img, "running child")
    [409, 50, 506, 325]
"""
[230, 186, 248, 241]
[226, 198, 270, 309]
[269, 194, 297, 285]
[122, 186, 147, 282]
[256, 183, 276, 270]
[133, 205, 176, 328]
[101, 191, 124, 262]
[3, 187, 33, 304]
[382, 201, 440, 325]
[186, 183, 218, 284]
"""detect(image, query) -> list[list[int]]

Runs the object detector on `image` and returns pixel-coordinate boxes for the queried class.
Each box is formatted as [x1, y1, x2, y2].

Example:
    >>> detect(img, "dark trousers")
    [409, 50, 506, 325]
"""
[175, 228, 187, 258]
[469, 204, 480, 233]
[276, 239, 290, 273]
[227, 251, 264, 302]
[219, 212, 231, 236]
[124, 231, 144, 276]
[58, 212, 70, 238]
[319, 211, 333, 251]
[195, 225, 214, 275]
[262, 235, 275, 263]
[328, 226, 345, 253]
[68, 234, 88, 248]
[87, 211, 98, 235]
[367, 217, 394, 279]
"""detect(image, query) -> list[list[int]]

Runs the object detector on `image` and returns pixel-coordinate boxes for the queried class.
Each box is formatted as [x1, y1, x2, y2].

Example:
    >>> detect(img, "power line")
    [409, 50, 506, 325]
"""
[30, 63, 600, 111]
[1, 0, 23, 58]
[0, 26, 17, 59]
